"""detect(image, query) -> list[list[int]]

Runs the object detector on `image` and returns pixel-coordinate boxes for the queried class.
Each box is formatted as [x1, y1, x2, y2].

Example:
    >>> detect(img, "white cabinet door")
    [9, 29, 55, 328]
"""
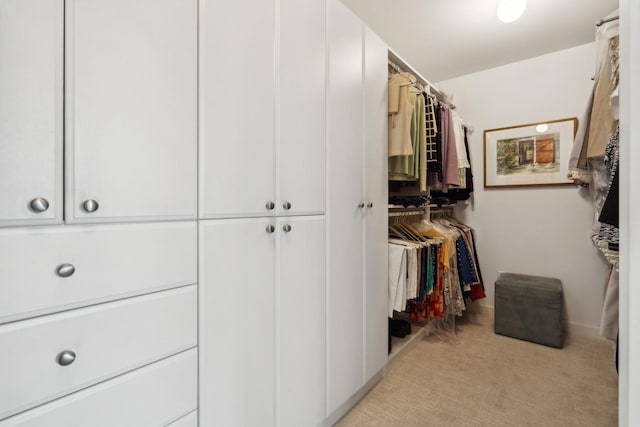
[199, 218, 276, 427]
[327, 0, 365, 414]
[199, 0, 276, 219]
[277, 0, 326, 217]
[65, 0, 197, 223]
[0, 0, 63, 226]
[363, 27, 389, 383]
[277, 216, 325, 427]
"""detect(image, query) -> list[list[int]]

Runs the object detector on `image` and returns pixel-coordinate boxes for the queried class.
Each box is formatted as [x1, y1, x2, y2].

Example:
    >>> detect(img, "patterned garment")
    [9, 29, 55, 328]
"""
[597, 126, 619, 248]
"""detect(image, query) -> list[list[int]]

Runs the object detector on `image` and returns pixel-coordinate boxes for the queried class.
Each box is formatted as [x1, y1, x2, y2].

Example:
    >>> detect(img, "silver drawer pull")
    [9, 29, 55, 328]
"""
[266, 201, 275, 210]
[266, 225, 275, 233]
[367, 202, 373, 208]
[56, 264, 75, 278]
[57, 350, 76, 366]
[82, 199, 99, 213]
[30, 198, 50, 213]
[358, 202, 365, 208]
[283, 224, 292, 233]
[282, 201, 292, 210]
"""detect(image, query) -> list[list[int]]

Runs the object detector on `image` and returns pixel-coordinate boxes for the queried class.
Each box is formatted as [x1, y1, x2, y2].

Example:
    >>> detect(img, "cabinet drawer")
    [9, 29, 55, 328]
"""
[0, 285, 197, 420]
[0, 349, 197, 426]
[0, 221, 196, 324]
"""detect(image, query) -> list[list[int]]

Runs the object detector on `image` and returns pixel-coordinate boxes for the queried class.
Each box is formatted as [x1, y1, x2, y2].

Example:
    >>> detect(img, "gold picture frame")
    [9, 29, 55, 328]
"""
[483, 117, 578, 188]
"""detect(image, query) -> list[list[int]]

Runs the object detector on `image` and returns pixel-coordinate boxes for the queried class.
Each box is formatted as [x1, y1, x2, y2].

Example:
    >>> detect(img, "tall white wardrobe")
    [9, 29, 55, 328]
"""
[0, 0, 386, 425]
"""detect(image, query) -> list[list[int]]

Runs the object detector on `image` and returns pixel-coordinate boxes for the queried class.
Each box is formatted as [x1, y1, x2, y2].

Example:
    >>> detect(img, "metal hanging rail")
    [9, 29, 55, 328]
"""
[388, 48, 453, 108]
[596, 15, 619, 27]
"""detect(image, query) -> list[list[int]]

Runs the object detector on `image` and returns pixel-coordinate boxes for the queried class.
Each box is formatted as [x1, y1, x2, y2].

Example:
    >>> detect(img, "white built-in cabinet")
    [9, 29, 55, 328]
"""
[0, 0, 198, 425]
[327, 0, 388, 416]
[199, 0, 325, 219]
[65, 0, 197, 223]
[199, 216, 326, 427]
[199, 0, 328, 425]
[1, 0, 389, 424]
[0, 0, 63, 227]
[0, 0, 197, 226]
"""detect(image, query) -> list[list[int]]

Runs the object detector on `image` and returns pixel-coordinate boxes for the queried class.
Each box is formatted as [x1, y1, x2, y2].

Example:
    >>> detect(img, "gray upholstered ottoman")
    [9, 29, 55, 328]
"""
[494, 272, 564, 348]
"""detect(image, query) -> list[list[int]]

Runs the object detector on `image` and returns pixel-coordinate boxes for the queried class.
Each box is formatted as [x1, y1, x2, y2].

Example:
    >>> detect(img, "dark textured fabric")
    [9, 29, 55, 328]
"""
[599, 126, 619, 229]
[599, 168, 619, 227]
[494, 273, 564, 348]
[468, 227, 486, 300]
[419, 246, 428, 298]
[456, 236, 478, 286]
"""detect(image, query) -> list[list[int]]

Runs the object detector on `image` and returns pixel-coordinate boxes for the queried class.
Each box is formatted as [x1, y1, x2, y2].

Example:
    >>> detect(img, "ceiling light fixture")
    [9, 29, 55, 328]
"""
[536, 124, 549, 133]
[497, 0, 526, 23]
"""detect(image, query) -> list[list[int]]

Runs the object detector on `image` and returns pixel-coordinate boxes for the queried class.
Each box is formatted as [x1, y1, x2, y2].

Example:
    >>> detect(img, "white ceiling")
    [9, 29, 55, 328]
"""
[340, 0, 619, 82]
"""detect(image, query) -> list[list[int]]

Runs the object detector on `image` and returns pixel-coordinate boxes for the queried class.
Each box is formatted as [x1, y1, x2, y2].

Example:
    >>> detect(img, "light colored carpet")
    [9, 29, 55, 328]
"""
[336, 308, 618, 427]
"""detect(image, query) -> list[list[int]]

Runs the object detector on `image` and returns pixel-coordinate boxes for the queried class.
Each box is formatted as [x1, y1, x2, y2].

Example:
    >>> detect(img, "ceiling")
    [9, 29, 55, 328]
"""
[340, 0, 619, 82]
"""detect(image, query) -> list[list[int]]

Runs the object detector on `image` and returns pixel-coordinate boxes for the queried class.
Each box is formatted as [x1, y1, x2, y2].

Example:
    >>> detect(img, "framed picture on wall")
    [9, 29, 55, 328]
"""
[483, 117, 578, 188]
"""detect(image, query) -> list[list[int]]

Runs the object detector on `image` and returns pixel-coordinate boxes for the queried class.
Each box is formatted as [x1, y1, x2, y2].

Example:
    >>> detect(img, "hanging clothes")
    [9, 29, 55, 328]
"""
[600, 266, 619, 340]
[567, 14, 620, 345]
[388, 72, 415, 157]
[430, 126, 475, 203]
[599, 126, 620, 229]
[451, 110, 470, 188]
[586, 36, 619, 161]
[388, 243, 408, 317]
[387, 213, 484, 324]
[441, 107, 461, 191]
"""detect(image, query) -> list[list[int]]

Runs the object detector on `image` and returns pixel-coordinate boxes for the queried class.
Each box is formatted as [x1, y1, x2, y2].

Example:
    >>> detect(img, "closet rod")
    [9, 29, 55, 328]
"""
[596, 15, 619, 27]
[388, 48, 453, 108]
[429, 205, 455, 219]
[389, 207, 427, 216]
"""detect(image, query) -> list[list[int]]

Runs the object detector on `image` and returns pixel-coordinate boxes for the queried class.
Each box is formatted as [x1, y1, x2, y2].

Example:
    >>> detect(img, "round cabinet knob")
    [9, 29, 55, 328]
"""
[282, 224, 292, 233]
[30, 198, 50, 213]
[358, 202, 365, 208]
[82, 199, 99, 213]
[266, 225, 275, 233]
[56, 264, 76, 278]
[266, 201, 275, 210]
[282, 201, 292, 210]
[57, 350, 76, 366]
[367, 202, 374, 208]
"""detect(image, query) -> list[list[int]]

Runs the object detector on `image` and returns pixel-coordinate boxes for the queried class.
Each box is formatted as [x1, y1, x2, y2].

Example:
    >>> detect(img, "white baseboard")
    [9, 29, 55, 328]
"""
[471, 302, 602, 338]
[564, 320, 601, 338]
[323, 369, 384, 427]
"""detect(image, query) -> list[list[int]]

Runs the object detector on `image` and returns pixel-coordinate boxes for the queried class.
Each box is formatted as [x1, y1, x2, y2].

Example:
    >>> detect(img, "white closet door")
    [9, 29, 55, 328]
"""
[199, 219, 276, 427]
[0, 0, 63, 226]
[199, 0, 276, 219]
[327, 0, 365, 414]
[277, 216, 326, 427]
[363, 27, 389, 383]
[65, 0, 197, 223]
[277, 0, 326, 216]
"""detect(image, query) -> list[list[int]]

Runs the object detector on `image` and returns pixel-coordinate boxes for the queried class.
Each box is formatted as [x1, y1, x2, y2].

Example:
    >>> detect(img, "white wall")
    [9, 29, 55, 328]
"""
[438, 43, 609, 332]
